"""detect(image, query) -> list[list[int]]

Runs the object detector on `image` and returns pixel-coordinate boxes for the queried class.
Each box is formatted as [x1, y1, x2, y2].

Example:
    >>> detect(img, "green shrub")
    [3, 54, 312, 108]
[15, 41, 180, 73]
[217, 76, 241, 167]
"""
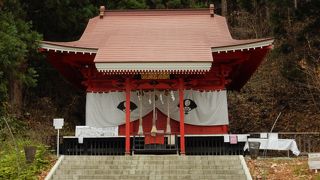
[0, 139, 54, 179]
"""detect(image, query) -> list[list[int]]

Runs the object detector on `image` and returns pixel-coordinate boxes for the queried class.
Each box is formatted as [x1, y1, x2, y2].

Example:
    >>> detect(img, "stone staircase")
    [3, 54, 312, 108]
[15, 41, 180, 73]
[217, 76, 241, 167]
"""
[46, 155, 252, 180]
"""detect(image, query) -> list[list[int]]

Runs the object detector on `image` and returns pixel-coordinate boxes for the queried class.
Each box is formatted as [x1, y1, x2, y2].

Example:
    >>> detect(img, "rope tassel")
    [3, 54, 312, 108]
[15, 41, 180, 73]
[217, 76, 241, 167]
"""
[166, 92, 171, 134]
[151, 89, 157, 136]
[137, 91, 143, 135]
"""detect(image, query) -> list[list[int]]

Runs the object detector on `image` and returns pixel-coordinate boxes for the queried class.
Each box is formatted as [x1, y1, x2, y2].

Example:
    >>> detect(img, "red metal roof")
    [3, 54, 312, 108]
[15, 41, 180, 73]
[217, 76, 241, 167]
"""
[41, 9, 273, 90]
[41, 9, 272, 64]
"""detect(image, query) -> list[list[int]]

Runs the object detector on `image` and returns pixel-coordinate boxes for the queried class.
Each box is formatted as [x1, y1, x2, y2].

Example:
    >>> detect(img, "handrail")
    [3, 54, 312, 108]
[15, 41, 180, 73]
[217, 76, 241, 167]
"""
[45, 155, 65, 180]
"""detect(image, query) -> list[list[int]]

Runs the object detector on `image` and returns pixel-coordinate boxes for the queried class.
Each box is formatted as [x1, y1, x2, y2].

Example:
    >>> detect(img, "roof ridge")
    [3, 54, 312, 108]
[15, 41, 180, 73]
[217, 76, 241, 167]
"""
[102, 9, 210, 16]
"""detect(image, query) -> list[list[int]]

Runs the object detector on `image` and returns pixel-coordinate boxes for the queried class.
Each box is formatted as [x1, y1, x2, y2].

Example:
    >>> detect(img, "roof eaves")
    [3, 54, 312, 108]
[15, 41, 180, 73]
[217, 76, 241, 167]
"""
[211, 38, 274, 53]
[95, 62, 212, 74]
[40, 42, 98, 55]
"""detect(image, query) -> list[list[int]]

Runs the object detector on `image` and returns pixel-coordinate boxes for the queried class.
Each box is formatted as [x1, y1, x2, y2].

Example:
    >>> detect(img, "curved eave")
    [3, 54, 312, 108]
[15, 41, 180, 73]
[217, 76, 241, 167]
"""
[211, 38, 274, 53]
[40, 42, 98, 55]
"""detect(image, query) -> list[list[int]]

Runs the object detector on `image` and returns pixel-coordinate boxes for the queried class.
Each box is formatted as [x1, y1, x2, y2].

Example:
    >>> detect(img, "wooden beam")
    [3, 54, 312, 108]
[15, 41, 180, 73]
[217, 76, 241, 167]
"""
[179, 78, 185, 155]
[125, 78, 131, 155]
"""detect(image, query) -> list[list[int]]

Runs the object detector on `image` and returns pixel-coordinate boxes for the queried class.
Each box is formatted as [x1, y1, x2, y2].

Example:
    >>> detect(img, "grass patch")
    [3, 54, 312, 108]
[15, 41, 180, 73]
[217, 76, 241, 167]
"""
[0, 139, 55, 179]
[293, 161, 309, 177]
[314, 174, 320, 180]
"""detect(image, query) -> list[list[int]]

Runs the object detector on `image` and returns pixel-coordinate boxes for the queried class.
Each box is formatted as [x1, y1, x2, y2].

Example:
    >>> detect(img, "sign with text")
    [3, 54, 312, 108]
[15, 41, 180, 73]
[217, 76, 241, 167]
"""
[230, 135, 238, 144]
[53, 118, 64, 130]
[308, 153, 320, 170]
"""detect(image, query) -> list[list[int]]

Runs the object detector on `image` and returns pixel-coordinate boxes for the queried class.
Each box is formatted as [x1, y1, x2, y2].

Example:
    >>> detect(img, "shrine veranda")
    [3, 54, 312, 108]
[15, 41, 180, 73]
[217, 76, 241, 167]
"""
[40, 6, 273, 155]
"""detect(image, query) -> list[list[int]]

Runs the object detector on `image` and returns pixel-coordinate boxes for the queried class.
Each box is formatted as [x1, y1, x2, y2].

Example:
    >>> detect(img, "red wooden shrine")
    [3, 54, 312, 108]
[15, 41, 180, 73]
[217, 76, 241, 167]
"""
[40, 6, 273, 155]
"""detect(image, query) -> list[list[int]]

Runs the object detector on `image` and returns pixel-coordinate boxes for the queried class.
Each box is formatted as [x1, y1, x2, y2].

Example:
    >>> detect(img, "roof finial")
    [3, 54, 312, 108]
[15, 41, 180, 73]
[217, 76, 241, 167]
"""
[209, 4, 214, 17]
[99, 6, 105, 19]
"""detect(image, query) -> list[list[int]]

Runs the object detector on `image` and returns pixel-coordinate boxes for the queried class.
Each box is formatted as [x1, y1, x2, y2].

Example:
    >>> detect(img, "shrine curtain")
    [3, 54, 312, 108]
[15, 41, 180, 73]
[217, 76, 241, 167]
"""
[86, 90, 229, 127]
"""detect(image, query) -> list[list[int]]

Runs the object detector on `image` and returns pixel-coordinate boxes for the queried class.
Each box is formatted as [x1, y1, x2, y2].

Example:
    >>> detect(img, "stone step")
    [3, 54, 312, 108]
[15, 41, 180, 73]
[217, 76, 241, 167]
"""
[60, 159, 239, 164]
[55, 168, 245, 175]
[48, 155, 250, 180]
[63, 155, 241, 160]
[61, 158, 242, 162]
[52, 174, 247, 180]
[63, 156, 241, 161]
[60, 159, 242, 163]
[62, 160, 241, 165]
[59, 163, 242, 168]
[60, 163, 242, 168]
[62, 159, 241, 162]
[58, 165, 243, 171]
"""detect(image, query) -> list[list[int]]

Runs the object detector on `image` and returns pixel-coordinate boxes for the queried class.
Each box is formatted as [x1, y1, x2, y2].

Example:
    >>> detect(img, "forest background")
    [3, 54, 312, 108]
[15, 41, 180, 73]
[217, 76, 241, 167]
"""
[0, 0, 319, 145]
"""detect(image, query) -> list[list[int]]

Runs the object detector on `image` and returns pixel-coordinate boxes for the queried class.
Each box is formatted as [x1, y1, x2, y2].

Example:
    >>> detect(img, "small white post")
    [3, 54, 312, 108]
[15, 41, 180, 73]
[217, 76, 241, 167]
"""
[57, 129, 60, 157]
[53, 118, 64, 157]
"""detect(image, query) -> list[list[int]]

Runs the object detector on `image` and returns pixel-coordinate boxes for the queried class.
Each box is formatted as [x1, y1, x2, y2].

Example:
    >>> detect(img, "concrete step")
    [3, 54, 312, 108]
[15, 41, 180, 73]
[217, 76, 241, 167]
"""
[61, 160, 242, 165]
[63, 155, 241, 161]
[65, 155, 239, 160]
[47, 155, 251, 180]
[55, 168, 245, 175]
[61, 159, 242, 163]
[60, 165, 242, 170]
[57, 167, 243, 173]
[62, 159, 241, 162]
[59, 162, 242, 167]
[52, 174, 247, 180]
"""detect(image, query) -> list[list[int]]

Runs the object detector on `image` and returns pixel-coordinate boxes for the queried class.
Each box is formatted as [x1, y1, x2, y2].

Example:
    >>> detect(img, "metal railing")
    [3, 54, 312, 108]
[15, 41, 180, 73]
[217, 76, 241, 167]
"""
[250, 132, 320, 155]
[58, 132, 320, 156]
[183, 136, 246, 155]
[61, 137, 125, 155]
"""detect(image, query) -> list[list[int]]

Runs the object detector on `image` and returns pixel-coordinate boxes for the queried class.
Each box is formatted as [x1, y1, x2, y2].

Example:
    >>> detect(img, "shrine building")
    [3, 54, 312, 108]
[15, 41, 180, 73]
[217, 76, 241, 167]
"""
[40, 5, 273, 155]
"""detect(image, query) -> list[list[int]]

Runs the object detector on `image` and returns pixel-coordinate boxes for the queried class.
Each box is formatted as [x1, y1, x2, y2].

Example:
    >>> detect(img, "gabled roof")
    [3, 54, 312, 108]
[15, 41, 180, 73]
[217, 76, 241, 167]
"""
[41, 9, 273, 74]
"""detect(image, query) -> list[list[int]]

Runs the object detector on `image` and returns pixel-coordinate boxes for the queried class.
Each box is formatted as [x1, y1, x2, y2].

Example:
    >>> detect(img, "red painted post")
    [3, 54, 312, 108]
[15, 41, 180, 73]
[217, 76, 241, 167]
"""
[179, 78, 185, 155]
[125, 78, 131, 155]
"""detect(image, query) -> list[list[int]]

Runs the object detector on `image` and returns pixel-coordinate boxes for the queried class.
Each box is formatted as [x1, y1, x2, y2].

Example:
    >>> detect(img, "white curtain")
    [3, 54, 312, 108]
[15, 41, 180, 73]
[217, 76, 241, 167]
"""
[86, 90, 229, 127]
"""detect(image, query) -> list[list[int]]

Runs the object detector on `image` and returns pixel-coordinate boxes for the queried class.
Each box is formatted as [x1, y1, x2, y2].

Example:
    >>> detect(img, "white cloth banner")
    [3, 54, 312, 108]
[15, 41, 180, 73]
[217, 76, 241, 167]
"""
[86, 90, 229, 127]
[75, 126, 118, 137]
[243, 138, 300, 156]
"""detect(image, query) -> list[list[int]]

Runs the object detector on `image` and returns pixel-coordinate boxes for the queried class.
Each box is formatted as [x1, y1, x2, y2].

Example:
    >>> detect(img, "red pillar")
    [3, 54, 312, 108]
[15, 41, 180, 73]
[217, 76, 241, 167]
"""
[179, 78, 185, 155]
[125, 78, 131, 155]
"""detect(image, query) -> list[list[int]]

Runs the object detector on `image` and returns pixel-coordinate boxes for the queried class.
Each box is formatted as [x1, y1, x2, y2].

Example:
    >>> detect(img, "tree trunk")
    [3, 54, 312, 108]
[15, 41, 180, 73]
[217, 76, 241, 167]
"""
[294, 0, 298, 9]
[9, 73, 23, 116]
[221, 0, 228, 16]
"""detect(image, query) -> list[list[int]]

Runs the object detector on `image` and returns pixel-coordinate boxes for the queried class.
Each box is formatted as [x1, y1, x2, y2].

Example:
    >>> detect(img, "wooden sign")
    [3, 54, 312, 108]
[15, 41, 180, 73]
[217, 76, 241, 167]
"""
[141, 73, 170, 79]
[308, 153, 320, 172]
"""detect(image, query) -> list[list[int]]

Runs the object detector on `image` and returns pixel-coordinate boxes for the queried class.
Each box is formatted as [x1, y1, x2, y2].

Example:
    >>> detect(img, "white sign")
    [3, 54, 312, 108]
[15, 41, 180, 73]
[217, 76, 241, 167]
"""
[260, 133, 268, 139]
[223, 134, 249, 143]
[230, 135, 238, 144]
[308, 153, 320, 170]
[75, 126, 118, 137]
[268, 133, 279, 140]
[53, 118, 64, 129]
